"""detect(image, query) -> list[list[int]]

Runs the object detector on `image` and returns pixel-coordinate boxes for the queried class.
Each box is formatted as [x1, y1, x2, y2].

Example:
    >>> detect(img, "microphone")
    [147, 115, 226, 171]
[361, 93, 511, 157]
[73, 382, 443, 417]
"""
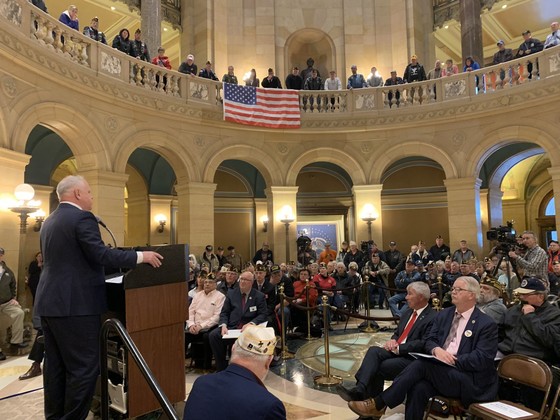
[96, 216, 117, 249]
[96, 216, 108, 229]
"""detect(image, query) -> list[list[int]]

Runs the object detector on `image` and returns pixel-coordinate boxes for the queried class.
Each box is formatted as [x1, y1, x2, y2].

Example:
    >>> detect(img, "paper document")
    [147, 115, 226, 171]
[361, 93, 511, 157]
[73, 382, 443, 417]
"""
[105, 274, 124, 284]
[222, 322, 268, 339]
[409, 352, 457, 368]
[477, 402, 532, 418]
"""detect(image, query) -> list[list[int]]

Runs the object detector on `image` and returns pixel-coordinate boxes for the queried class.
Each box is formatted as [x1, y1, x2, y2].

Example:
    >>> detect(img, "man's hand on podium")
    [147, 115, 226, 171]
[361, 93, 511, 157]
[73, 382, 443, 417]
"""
[142, 251, 164, 268]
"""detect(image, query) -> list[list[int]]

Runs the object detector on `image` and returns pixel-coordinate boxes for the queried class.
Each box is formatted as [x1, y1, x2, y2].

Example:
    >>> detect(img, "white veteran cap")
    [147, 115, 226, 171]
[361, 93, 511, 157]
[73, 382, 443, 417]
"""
[237, 325, 277, 355]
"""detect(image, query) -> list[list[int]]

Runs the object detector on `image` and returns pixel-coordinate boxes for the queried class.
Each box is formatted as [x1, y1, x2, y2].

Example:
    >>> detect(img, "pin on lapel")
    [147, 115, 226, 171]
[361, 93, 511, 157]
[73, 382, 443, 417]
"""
[464, 330, 472, 337]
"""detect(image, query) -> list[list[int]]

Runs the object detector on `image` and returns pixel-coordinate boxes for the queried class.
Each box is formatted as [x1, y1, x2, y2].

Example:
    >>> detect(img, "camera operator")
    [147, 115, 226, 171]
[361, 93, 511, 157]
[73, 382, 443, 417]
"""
[507, 231, 549, 289]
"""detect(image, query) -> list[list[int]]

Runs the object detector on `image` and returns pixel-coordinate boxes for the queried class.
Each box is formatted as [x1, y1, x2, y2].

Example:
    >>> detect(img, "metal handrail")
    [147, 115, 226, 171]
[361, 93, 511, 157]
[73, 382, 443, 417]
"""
[99, 318, 180, 420]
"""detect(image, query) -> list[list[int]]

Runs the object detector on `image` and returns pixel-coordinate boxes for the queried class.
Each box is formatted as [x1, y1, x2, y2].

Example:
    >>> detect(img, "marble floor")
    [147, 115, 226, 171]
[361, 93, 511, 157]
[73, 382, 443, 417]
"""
[0, 311, 420, 419]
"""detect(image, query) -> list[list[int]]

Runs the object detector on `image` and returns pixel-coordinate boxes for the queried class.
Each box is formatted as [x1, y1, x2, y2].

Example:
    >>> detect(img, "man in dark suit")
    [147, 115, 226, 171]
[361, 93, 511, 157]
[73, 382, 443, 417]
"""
[349, 276, 498, 419]
[34, 175, 163, 420]
[185, 325, 286, 419]
[209, 270, 268, 371]
[337, 282, 436, 402]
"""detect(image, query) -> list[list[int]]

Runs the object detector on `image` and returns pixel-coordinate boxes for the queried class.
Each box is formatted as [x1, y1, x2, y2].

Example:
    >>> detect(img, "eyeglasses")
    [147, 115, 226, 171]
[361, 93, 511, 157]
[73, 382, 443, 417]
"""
[239, 277, 253, 282]
[450, 287, 471, 293]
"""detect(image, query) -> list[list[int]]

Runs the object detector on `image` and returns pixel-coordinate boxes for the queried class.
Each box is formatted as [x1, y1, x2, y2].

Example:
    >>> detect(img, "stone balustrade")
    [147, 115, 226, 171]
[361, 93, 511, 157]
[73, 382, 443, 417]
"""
[3, 0, 560, 122]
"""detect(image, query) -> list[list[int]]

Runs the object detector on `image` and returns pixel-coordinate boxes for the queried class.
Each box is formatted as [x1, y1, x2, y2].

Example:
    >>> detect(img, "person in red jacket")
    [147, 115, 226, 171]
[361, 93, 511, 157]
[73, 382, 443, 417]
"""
[151, 46, 171, 70]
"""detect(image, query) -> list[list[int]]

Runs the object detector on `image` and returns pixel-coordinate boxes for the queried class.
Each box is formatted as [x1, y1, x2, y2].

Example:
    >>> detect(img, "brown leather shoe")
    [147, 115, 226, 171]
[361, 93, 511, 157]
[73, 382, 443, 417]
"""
[348, 398, 386, 418]
[19, 363, 42, 380]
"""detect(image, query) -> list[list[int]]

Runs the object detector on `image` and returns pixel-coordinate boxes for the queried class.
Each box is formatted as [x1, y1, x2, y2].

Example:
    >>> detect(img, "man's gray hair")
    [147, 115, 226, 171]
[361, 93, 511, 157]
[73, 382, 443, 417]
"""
[407, 281, 430, 300]
[460, 276, 481, 299]
[56, 175, 85, 200]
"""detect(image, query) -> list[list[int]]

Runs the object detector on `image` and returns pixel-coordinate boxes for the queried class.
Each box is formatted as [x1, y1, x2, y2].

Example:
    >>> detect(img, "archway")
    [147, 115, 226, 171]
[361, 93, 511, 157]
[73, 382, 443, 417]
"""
[284, 29, 336, 80]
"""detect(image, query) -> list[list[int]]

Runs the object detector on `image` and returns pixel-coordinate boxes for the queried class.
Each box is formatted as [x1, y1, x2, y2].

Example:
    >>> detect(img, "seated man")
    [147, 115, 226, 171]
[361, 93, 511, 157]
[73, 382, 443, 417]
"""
[217, 266, 239, 295]
[184, 325, 286, 420]
[476, 277, 507, 325]
[268, 264, 293, 335]
[388, 260, 421, 318]
[291, 268, 318, 333]
[336, 282, 436, 402]
[0, 248, 27, 360]
[349, 277, 498, 419]
[497, 277, 560, 410]
[209, 271, 267, 371]
[185, 274, 225, 369]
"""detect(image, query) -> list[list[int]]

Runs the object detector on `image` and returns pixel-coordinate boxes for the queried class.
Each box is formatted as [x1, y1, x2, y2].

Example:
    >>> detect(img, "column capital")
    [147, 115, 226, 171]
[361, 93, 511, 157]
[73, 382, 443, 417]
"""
[80, 169, 129, 187]
[266, 186, 299, 197]
[352, 184, 383, 194]
[0, 148, 30, 171]
[175, 181, 217, 195]
[547, 166, 560, 180]
[444, 177, 482, 190]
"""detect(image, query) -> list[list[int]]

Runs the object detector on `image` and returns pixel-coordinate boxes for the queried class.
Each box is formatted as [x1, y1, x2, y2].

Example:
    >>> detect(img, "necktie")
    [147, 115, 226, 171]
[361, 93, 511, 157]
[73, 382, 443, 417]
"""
[397, 311, 417, 344]
[443, 312, 462, 350]
[241, 293, 247, 312]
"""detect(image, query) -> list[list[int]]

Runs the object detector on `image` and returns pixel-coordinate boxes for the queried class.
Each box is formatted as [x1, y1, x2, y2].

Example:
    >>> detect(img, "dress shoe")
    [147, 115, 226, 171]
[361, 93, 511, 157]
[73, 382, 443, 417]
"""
[0, 351, 6, 361]
[19, 363, 42, 380]
[348, 398, 386, 418]
[336, 384, 364, 402]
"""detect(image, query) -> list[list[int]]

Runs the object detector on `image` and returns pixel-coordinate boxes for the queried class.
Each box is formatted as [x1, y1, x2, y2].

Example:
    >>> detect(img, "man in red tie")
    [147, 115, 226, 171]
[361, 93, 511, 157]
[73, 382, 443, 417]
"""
[336, 282, 435, 403]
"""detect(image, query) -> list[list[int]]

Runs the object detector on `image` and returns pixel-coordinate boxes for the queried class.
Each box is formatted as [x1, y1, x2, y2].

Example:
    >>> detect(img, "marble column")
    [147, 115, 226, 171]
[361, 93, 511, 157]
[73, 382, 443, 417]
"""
[80, 169, 129, 247]
[460, 0, 483, 65]
[141, 0, 162, 62]
[266, 186, 298, 264]
[444, 177, 483, 258]
[149, 194, 173, 245]
[175, 181, 216, 257]
[352, 185, 383, 246]
[547, 167, 560, 231]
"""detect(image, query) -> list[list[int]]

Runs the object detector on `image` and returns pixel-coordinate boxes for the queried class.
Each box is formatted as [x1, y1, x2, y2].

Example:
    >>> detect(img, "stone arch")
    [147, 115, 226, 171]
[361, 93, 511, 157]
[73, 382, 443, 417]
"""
[10, 102, 110, 171]
[283, 29, 337, 79]
[467, 125, 560, 179]
[203, 145, 281, 187]
[527, 179, 553, 234]
[487, 149, 545, 190]
[113, 129, 196, 183]
[369, 142, 458, 183]
[285, 148, 367, 186]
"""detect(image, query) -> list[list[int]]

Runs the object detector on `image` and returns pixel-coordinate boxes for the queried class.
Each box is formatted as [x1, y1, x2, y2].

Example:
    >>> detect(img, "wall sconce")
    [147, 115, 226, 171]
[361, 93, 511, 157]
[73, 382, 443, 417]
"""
[31, 209, 46, 232]
[260, 215, 269, 232]
[155, 214, 167, 233]
[360, 203, 378, 241]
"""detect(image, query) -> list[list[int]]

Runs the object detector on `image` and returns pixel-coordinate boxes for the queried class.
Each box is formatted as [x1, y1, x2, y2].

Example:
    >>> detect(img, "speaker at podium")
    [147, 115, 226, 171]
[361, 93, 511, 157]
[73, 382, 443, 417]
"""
[105, 243, 189, 418]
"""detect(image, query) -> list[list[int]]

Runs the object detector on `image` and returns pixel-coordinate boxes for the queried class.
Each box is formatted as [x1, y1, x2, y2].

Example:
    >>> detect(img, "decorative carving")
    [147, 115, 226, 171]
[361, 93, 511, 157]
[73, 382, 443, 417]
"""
[277, 143, 288, 154]
[190, 82, 209, 100]
[105, 117, 119, 132]
[361, 142, 372, 153]
[2, 76, 17, 98]
[194, 136, 205, 147]
[452, 133, 465, 147]
[100, 52, 121, 75]
[355, 93, 376, 111]
[0, 0, 22, 26]
[444, 79, 467, 98]
[548, 53, 560, 74]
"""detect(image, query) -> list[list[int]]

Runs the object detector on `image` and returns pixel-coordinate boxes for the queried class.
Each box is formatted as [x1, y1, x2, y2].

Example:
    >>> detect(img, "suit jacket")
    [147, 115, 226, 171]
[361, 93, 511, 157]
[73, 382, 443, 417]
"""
[392, 306, 436, 355]
[253, 280, 277, 316]
[219, 287, 268, 328]
[35, 203, 138, 317]
[184, 363, 286, 420]
[425, 306, 498, 402]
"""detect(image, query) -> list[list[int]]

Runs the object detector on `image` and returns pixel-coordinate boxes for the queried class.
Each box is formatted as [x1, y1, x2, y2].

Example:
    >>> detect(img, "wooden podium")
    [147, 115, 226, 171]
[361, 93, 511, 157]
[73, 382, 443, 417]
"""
[118, 244, 188, 417]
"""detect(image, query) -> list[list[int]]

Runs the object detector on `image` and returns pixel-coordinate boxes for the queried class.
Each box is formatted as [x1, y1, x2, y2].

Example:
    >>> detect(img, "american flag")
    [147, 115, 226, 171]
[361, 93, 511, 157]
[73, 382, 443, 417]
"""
[223, 83, 301, 129]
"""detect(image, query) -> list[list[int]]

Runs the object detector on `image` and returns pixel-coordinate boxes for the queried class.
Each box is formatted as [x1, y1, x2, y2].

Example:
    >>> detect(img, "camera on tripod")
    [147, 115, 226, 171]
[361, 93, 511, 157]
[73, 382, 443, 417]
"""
[486, 221, 517, 253]
[361, 240, 374, 254]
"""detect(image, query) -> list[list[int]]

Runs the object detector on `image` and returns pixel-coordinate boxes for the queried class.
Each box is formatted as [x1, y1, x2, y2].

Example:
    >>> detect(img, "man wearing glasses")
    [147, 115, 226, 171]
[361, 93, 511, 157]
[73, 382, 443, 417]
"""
[349, 277, 498, 419]
[508, 231, 549, 289]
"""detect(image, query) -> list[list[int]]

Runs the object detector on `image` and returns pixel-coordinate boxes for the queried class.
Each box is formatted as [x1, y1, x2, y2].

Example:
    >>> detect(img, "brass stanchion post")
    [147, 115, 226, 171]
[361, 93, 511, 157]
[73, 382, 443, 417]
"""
[362, 275, 377, 333]
[314, 295, 342, 386]
[279, 285, 294, 360]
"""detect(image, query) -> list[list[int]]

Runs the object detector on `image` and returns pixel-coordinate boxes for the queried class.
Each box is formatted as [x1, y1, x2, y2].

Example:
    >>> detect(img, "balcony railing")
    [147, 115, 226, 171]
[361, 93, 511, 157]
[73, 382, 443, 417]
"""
[3, 0, 560, 122]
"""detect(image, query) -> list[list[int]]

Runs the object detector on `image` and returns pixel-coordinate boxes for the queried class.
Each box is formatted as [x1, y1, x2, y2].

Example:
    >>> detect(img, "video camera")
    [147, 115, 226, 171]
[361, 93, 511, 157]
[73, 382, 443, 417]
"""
[486, 221, 517, 253]
[361, 240, 374, 255]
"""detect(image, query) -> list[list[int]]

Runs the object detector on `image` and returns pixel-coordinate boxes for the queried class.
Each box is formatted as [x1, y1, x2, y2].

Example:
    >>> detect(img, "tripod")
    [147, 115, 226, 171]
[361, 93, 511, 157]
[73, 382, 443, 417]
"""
[492, 249, 521, 301]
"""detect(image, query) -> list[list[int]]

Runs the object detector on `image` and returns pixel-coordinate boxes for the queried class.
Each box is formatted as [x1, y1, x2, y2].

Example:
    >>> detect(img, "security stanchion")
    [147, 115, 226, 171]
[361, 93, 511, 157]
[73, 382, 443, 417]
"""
[278, 285, 294, 360]
[304, 279, 318, 341]
[313, 295, 343, 386]
[362, 276, 377, 333]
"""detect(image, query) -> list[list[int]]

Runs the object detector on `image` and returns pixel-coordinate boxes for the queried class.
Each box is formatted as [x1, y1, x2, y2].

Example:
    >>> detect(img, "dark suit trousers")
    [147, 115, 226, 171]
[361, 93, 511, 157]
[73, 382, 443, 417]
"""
[382, 360, 476, 420]
[42, 315, 101, 420]
[28, 333, 45, 363]
[355, 347, 412, 398]
[209, 327, 236, 371]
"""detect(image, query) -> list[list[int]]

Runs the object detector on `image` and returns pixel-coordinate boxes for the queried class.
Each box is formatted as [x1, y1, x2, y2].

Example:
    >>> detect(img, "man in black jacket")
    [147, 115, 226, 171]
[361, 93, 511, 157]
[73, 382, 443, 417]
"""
[337, 281, 435, 402]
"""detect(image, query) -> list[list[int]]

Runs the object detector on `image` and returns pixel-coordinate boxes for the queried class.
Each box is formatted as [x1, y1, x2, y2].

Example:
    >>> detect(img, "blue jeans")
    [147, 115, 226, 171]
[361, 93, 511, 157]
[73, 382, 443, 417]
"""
[388, 293, 408, 318]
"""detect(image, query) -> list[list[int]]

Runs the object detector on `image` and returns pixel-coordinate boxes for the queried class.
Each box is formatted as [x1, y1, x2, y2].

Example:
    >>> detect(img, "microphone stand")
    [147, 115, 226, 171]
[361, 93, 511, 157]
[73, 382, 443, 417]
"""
[97, 217, 118, 249]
